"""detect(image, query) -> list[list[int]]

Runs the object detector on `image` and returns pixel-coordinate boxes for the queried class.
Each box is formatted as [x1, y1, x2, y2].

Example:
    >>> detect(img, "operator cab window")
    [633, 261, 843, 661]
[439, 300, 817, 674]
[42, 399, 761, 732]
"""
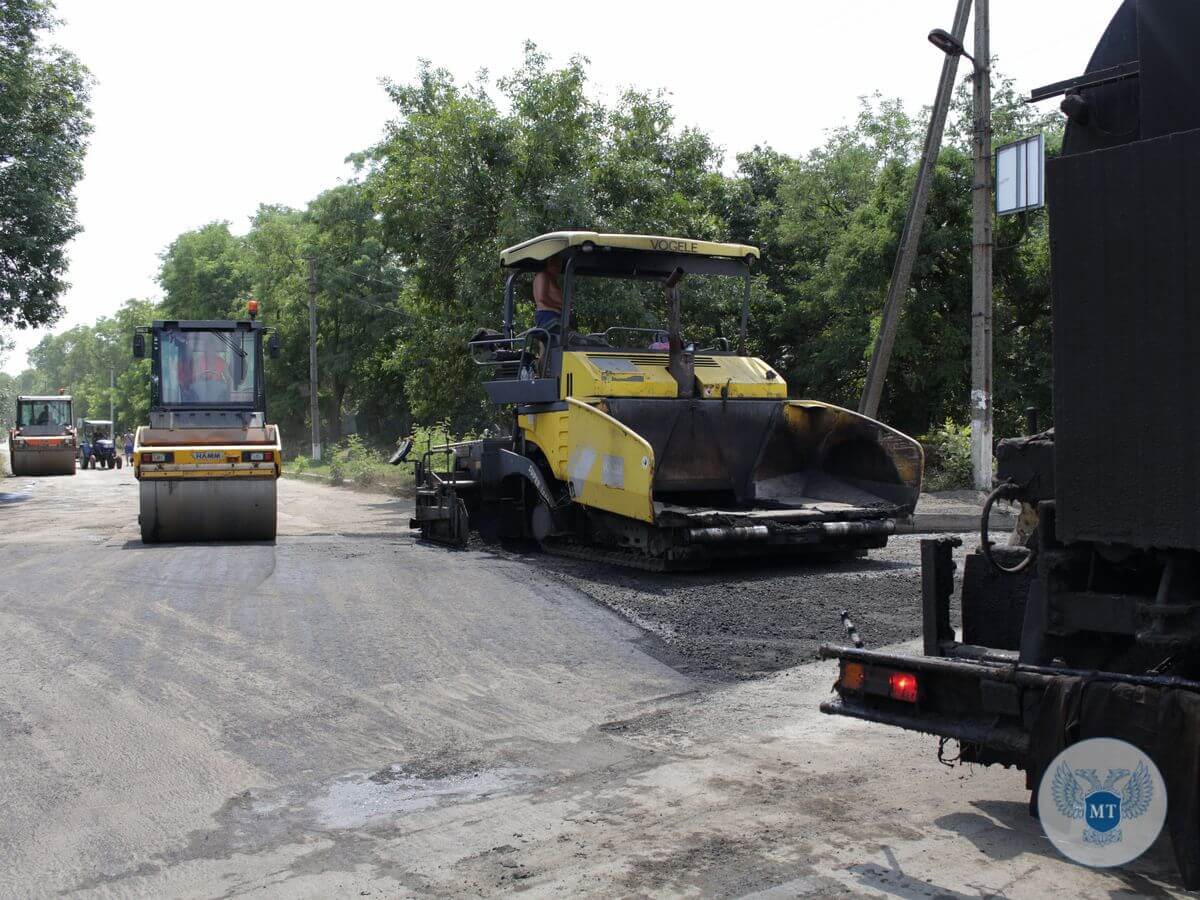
[160, 330, 256, 405]
[17, 400, 71, 427]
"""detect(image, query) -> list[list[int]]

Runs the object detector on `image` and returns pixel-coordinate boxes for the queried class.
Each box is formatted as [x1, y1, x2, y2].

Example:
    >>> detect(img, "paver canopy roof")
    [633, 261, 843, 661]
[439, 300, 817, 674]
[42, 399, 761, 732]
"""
[500, 231, 759, 267]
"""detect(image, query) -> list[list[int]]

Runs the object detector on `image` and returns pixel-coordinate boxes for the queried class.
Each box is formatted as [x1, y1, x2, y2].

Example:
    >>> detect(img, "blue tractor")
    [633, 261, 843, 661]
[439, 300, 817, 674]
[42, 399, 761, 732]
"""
[80, 419, 122, 469]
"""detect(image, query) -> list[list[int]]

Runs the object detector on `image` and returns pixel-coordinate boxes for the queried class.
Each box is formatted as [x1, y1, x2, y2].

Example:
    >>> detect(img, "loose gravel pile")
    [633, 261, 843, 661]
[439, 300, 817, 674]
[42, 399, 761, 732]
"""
[492, 533, 974, 680]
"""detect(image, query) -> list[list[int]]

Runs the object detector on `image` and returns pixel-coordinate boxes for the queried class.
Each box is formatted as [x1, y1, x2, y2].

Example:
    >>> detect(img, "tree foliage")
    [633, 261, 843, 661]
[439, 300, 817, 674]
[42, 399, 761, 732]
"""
[12, 46, 1063, 453]
[10, 298, 154, 431]
[0, 0, 92, 330]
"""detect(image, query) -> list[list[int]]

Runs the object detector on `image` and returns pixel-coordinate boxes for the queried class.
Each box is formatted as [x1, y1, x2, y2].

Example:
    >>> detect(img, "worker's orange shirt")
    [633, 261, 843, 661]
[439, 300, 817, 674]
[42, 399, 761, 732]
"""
[178, 350, 227, 386]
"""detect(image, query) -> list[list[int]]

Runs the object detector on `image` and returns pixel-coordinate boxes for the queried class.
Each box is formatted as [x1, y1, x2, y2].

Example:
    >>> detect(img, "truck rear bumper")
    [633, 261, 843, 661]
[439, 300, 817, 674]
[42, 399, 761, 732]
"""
[820, 641, 1200, 765]
[818, 644, 1039, 763]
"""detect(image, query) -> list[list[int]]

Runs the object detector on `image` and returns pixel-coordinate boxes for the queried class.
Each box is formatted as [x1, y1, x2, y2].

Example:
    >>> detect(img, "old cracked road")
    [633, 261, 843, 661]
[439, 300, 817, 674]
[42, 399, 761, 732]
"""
[0, 468, 1187, 897]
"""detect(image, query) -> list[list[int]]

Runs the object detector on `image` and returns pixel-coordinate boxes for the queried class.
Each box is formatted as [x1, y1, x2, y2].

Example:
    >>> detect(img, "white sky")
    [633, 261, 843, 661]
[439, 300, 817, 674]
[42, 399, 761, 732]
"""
[4, 0, 1117, 374]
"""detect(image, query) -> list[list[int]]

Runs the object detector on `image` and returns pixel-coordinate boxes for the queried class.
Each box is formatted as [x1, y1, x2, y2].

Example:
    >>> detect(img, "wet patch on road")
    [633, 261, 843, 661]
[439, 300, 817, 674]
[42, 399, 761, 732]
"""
[313, 766, 533, 830]
[67, 755, 540, 894]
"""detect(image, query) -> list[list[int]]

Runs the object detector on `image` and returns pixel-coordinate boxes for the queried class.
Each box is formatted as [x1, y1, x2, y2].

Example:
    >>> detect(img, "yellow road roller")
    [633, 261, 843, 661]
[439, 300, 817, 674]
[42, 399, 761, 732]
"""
[132, 304, 282, 543]
[410, 232, 924, 569]
[8, 393, 77, 476]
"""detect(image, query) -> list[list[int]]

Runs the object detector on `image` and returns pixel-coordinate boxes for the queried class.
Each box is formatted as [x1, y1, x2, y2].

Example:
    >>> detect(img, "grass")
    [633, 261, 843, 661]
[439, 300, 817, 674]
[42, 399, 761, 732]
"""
[284, 427, 461, 496]
[284, 456, 415, 495]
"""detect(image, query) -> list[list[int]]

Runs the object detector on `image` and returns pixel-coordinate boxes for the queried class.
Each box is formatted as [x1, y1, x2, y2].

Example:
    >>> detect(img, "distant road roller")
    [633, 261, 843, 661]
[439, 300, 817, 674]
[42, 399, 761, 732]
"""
[132, 304, 282, 542]
[410, 232, 924, 569]
[8, 393, 77, 476]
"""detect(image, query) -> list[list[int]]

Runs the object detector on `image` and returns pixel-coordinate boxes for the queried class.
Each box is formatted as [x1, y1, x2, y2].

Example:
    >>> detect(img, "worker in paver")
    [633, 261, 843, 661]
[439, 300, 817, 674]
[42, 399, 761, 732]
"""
[533, 253, 564, 336]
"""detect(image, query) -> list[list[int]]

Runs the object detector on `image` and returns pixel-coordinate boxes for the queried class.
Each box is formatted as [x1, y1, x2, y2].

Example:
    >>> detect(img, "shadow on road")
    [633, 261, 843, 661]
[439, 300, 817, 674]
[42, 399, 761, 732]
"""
[934, 799, 1183, 896]
[849, 846, 1001, 899]
[119, 539, 277, 550]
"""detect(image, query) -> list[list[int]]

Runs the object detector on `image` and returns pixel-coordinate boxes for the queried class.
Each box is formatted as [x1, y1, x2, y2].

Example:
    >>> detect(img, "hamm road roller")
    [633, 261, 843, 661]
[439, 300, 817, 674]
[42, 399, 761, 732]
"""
[132, 303, 282, 542]
[410, 232, 923, 569]
[8, 394, 77, 476]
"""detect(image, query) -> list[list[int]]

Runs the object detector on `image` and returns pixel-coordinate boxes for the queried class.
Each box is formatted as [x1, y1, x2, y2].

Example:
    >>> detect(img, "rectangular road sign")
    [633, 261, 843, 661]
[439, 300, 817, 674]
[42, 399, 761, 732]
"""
[996, 134, 1045, 215]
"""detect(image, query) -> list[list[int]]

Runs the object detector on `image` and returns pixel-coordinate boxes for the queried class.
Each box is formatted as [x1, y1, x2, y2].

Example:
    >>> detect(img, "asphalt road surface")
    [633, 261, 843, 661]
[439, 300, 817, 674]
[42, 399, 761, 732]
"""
[0, 467, 1188, 897]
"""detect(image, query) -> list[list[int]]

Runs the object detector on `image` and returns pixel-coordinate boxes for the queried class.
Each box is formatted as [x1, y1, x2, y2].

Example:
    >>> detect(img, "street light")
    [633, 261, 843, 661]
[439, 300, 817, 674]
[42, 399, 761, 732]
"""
[928, 28, 979, 68]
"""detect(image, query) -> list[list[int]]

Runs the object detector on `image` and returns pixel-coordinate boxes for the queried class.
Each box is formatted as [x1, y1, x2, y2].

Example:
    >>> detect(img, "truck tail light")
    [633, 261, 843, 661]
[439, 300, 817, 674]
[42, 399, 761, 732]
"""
[142, 452, 174, 463]
[840, 661, 866, 691]
[242, 450, 270, 462]
[836, 660, 920, 704]
[889, 671, 919, 703]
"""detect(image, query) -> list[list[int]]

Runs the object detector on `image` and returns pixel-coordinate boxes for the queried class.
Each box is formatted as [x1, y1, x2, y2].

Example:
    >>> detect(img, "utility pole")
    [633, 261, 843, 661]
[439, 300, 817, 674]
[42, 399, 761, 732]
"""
[109, 367, 114, 431]
[970, 0, 993, 490]
[860, 0, 973, 420]
[306, 256, 322, 462]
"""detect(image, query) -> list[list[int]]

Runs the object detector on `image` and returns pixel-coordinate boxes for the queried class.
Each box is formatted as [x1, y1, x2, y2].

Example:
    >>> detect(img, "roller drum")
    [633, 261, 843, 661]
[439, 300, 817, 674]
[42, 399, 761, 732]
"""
[139, 477, 277, 543]
[10, 447, 77, 476]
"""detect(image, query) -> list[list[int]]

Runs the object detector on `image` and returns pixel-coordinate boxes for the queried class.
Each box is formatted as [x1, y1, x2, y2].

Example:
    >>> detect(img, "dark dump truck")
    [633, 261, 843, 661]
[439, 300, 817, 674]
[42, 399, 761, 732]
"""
[820, 0, 1200, 885]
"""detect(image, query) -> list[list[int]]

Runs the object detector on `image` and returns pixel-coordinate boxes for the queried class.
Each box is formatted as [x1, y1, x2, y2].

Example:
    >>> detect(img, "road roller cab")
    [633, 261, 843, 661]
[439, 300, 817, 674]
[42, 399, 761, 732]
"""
[411, 232, 924, 568]
[9, 394, 77, 477]
[132, 313, 282, 542]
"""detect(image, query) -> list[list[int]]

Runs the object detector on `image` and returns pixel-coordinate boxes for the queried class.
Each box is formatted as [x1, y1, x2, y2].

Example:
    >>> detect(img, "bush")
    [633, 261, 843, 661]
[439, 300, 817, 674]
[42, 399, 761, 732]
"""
[328, 455, 345, 485]
[292, 455, 310, 473]
[312, 428, 481, 494]
[340, 435, 371, 485]
[921, 419, 974, 492]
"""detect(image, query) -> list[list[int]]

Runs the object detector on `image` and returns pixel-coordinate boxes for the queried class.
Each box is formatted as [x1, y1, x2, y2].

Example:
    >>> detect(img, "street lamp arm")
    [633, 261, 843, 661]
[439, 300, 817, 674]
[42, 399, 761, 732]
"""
[928, 27, 980, 69]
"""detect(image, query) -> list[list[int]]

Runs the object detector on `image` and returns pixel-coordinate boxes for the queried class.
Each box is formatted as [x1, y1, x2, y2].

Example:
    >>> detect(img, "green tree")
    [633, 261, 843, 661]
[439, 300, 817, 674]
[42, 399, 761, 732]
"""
[19, 298, 155, 431]
[370, 44, 738, 428]
[12, 49, 1066, 455]
[0, 0, 92, 330]
[158, 222, 253, 320]
[243, 204, 309, 442]
[303, 183, 405, 443]
[766, 80, 1060, 437]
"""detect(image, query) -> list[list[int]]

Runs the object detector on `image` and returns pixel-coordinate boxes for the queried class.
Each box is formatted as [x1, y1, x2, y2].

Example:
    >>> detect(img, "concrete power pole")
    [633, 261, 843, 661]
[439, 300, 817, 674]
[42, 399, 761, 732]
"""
[860, 0, 973, 420]
[306, 256, 322, 462]
[970, 0, 993, 490]
[109, 367, 114, 431]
